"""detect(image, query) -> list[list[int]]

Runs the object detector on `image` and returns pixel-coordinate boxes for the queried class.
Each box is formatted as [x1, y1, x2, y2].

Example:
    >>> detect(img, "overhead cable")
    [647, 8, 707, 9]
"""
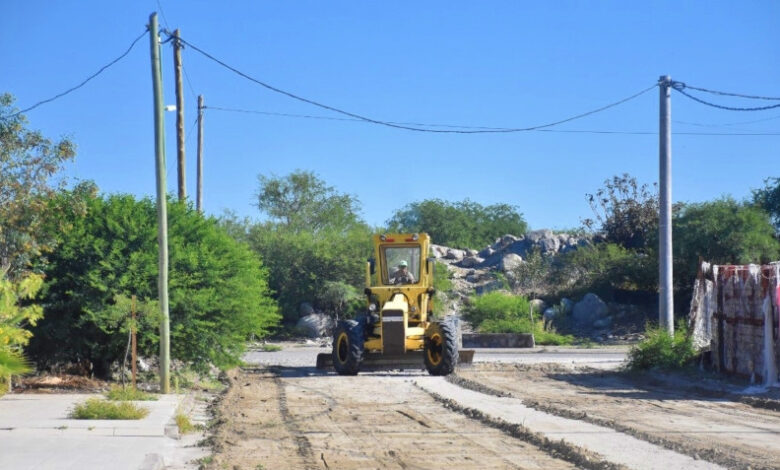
[205, 105, 780, 136]
[672, 82, 780, 112]
[171, 32, 656, 134]
[1, 29, 148, 120]
[680, 83, 780, 101]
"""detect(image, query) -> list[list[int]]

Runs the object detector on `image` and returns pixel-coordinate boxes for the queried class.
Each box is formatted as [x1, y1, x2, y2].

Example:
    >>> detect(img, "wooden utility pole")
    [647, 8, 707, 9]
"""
[173, 29, 186, 201]
[658, 75, 673, 335]
[131, 295, 137, 389]
[148, 13, 171, 394]
[197, 95, 204, 213]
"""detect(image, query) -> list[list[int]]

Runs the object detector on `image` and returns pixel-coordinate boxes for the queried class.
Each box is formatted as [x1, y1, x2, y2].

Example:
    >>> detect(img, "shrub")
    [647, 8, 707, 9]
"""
[464, 291, 531, 326]
[626, 323, 696, 370]
[29, 191, 280, 376]
[105, 386, 157, 401]
[70, 398, 149, 420]
[465, 291, 572, 345]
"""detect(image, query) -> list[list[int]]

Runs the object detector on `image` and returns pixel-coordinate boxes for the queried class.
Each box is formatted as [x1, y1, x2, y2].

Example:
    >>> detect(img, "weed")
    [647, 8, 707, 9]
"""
[70, 398, 150, 420]
[626, 322, 696, 371]
[261, 344, 282, 352]
[105, 385, 158, 401]
[175, 412, 195, 434]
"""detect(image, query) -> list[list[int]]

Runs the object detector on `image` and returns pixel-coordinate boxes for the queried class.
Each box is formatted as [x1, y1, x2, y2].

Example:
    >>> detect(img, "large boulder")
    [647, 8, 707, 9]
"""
[526, 229, 553, 244]
[500, 253, 523, 272]
[478, 246, 495, 258]
[529, 299, 547, 314]
[459, 256, 483, 268]
[572, 293, 608, 325]
[296, 313, 335, 338]
[560, 297, 575, 315]
[445, 248, 465, 261]
[299, 302, 315, 318]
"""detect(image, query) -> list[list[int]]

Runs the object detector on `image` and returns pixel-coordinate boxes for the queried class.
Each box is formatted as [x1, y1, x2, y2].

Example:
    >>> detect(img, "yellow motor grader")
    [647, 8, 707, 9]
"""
[316, 233, 474, 375]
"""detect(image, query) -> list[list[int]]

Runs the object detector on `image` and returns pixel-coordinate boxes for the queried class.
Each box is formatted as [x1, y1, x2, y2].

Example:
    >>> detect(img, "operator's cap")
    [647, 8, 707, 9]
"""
[399, 260, 408, 267]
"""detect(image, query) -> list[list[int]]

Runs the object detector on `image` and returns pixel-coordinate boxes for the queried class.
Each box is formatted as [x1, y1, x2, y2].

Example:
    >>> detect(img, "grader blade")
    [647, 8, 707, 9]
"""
[316, 349, 474, 371]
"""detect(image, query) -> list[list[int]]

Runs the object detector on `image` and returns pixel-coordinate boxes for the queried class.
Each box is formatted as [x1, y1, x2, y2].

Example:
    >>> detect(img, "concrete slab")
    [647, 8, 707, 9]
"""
[0, 392, 199, 470]
[415, 377, 725, 470]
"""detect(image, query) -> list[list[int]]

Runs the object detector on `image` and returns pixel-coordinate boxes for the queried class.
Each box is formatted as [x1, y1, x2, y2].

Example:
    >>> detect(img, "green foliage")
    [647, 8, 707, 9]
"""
[753, 177, 780, 231]
[316, 281, 363, 319]
[673, 198, 780, 291]
[510, 248, 552, 297]
[552, 243, 657, 300]
[105, 386, 157, 401]
[0, 273, 44, 383]
[256, 170, 361, 233]
[464, 291, 531, 326]
[467, 292, 572, 345]
[626, 323, 696, 370]
[583, 174, 658, 250]
[0, 94, 77, 279]
[387, 199, 528, 249]
[70, 398, 149, 420]
[29, 191, 279, 376]
[247, 223, 373, 322]
[431, 261, 454, 316]
[260, 344, 282, 352]
[247, 171, 374, 322]
[175, 412, 196, 434]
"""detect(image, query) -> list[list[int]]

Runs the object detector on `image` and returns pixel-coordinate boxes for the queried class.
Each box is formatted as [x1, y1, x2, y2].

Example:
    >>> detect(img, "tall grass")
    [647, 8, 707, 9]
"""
[626, 322, 696, 370]
[70, 398, 150, 420]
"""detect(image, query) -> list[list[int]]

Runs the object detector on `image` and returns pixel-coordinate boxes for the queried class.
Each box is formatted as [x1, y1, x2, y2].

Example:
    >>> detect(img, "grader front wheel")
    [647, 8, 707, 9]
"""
[332, 320, 364, 375]
[424, 317, 458, 376]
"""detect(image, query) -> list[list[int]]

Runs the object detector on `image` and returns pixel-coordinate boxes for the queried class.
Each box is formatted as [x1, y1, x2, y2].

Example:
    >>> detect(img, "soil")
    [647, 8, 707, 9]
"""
[455, 363, 780, 470]
[204, 367, 581, 470]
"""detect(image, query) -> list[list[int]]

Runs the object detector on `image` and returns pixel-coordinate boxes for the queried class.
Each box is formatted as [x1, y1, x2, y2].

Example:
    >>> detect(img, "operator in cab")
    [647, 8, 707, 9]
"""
[390, 260, 415, 285]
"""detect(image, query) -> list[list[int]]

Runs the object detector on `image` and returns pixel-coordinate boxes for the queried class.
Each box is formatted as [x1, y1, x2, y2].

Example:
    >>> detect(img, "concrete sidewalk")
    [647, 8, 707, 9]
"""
[0, 392, 201, 470]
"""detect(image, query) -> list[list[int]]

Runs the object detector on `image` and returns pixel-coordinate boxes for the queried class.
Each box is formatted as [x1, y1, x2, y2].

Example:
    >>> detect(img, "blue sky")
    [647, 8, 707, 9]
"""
[2, 1, 778, 230]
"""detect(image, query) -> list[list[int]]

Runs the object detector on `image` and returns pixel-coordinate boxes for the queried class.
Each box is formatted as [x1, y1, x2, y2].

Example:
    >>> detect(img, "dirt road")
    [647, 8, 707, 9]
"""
[207, 368, 583, 470]
[204, 345, 780, 470]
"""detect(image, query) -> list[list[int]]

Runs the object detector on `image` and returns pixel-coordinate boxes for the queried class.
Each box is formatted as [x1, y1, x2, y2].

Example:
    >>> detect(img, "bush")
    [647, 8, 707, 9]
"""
[70, 398, 149, 420]
[465, 291, 572, 345]
[464, 291, 531, 326]
[29, 191, 280, 376]
[626, 323, 696, 370]
[105, 386, 157, 401]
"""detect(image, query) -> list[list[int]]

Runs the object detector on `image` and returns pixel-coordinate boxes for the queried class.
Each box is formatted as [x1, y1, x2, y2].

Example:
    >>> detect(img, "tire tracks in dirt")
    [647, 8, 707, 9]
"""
[449, 367, 780, 470]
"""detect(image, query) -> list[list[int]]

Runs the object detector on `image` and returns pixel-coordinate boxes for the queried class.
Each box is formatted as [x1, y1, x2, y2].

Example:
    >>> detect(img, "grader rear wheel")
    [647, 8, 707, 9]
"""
[332, 320, 364, 375]
[424, 316, 458, 376]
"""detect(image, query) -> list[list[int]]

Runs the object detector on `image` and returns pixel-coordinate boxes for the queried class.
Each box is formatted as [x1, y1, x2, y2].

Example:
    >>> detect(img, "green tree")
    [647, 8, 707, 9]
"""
[256, 170, 361, 233]
[0, 93, 76, 279]
[583, 173, 658, 250]
[246, 171, 374, 323]
[387, 199, 527, 249]
[752, 177, 780, 232]
[0, 273, 44, 391]
[29, 190, 279, 376]
[673, 197, 780, 290]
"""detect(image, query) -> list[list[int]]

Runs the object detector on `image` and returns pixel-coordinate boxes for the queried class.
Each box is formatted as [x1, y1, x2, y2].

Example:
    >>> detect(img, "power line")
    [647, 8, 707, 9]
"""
[675, 113, 780, 128]
[171, 32, 657, 134]
[672, 82, 780, 112]
[204, 105, 780, 136]
[680, 83, 780, 101]
[1, 30, 149, 120]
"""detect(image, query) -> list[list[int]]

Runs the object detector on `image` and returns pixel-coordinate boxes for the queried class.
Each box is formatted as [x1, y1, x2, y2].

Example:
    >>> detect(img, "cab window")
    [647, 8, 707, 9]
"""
[382, 246, 421, 285]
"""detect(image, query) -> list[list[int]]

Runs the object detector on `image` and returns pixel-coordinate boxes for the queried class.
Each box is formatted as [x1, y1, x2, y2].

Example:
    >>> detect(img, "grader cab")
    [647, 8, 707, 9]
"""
[316, 233, 474, 375]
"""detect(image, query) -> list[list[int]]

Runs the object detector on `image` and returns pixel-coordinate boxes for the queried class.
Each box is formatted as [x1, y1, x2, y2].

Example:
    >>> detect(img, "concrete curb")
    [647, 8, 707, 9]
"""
[138, 453, 164, 470]
[463, 333, 535, 348]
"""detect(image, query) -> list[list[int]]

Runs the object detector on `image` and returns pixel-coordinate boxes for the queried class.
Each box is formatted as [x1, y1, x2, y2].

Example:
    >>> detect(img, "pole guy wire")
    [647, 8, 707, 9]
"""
[0, 29, 149, 120]
[170, 32, 657, 134]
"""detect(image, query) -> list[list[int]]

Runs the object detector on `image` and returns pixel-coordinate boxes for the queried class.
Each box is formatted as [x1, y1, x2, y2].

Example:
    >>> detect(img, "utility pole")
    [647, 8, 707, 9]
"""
[149, 13, 171, 394]
[658, 75, 674, 335]
[197, 95, 204, 213]
[173, 29, 186, 201]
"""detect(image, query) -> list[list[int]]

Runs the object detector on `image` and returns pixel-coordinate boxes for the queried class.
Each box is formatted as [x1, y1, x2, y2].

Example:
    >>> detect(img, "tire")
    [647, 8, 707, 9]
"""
[424, 316, 459, 376]
[332, 320, 364, 375]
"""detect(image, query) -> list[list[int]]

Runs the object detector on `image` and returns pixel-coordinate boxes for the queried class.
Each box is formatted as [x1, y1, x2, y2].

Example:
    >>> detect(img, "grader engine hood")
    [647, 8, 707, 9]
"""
[381, 294, 408, 355]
